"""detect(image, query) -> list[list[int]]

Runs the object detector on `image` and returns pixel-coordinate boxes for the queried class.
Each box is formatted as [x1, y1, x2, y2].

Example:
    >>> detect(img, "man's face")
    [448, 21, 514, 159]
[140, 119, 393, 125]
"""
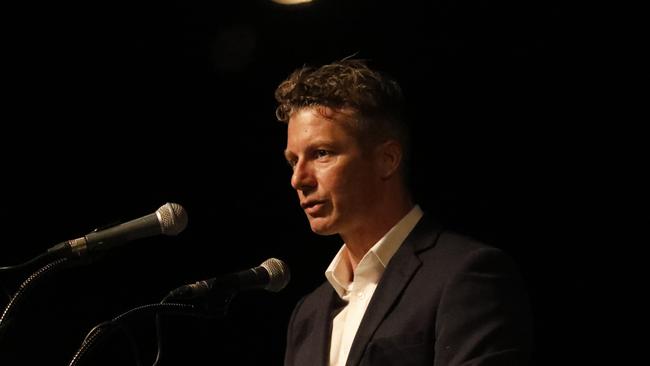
[284, 107, 382, 236]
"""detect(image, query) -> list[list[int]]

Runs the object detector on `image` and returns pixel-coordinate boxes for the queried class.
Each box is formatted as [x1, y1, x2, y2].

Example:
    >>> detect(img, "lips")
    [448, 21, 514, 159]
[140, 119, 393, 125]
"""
[301, 200, 326, 215]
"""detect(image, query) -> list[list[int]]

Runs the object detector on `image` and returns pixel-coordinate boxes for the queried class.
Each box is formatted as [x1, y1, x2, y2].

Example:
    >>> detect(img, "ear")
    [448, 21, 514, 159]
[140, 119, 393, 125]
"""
[375, 140, 402, 180]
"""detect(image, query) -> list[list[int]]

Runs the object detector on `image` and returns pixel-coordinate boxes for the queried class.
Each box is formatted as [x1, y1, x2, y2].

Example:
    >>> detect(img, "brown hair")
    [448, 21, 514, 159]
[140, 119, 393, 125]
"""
[274, 59, 409, 155]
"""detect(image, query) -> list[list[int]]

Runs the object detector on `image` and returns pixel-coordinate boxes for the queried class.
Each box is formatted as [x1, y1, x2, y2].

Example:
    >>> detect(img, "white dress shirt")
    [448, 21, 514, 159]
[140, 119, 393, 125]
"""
[325, 205, 424, 366]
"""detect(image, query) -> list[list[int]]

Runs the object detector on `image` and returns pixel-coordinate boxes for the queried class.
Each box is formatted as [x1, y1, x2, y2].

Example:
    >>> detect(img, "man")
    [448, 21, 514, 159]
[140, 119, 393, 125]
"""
[277, 59, 533, 366]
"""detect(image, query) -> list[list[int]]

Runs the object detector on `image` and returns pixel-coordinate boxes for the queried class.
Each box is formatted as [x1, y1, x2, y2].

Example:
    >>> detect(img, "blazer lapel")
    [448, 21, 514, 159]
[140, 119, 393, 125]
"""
[298, 285, 345, 366]
[344, 215, 442, 366]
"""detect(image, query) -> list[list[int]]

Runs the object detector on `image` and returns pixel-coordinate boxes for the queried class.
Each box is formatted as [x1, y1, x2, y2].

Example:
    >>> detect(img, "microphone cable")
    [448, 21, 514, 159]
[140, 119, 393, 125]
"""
[0, 252, 54, 273]
[150, 290, 236, 366]
[151, 293, 175, 366]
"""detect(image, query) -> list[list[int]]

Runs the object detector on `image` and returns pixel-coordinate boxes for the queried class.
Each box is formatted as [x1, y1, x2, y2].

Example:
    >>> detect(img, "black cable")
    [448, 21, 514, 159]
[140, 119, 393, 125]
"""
[69, 302, 197, 366]
[151, 293, 175, 366]
[114, 321, 143, 366]
[150, 291, 235, 366]
[0, 252, 53, 273]
[80, 319, 144, 366]
[151, 313, 164, 366]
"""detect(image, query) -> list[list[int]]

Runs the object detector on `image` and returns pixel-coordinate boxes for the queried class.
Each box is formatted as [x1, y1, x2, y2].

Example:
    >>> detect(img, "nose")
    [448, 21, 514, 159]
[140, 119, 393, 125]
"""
[291, 159, 316, 192]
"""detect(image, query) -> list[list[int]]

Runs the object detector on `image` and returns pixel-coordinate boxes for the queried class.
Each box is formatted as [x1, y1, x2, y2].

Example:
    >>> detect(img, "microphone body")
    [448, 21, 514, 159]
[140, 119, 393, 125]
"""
[168, 258, 290, 300]
[47, 202, 188, 258]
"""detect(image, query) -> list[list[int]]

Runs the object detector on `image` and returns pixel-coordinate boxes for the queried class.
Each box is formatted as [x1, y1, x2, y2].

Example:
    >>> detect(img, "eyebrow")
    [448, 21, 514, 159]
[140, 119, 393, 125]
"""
[283, 139, 338, 161]
[283, 149, 295, 161]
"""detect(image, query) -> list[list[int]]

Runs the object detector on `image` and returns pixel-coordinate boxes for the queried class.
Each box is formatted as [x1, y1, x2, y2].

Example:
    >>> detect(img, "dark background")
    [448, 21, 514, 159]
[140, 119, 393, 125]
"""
[0, 0, 632, 365]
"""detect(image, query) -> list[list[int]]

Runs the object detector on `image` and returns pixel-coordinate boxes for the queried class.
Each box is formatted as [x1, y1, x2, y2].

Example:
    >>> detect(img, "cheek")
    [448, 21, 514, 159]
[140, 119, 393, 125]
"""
[348, 167, 381, 203]
[326, 166, 367, 204]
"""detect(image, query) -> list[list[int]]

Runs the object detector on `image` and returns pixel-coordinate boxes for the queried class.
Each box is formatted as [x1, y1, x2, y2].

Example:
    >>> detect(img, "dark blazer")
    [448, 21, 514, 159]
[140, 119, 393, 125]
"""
[284, 215, 533, 366]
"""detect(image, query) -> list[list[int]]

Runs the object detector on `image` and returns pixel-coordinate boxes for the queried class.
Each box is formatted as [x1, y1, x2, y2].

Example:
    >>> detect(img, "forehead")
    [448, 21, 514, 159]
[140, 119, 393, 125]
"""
[288, 106, 358, 134]
[284, 108, 361, 155]
[287, 109, 352, 140]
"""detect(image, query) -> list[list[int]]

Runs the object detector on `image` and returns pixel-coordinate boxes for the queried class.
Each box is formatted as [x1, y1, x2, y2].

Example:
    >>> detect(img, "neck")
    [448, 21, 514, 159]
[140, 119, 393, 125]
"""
[342, 193, 414, 271]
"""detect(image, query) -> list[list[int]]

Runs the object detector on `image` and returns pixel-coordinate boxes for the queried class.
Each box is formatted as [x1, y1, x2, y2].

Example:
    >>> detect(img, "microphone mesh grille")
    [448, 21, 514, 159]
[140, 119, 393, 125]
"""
[260, 258, 290, 292]
[157, 202, 188, 235]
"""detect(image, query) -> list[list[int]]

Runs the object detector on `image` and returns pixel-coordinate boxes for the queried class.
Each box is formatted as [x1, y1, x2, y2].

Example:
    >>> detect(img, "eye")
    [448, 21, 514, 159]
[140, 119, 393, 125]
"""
[287, 159, 297, 170]
[315, 150, 330, 158]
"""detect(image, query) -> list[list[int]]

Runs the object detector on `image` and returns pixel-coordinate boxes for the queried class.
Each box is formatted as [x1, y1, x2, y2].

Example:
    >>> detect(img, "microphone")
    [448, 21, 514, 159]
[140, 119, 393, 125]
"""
[167, 258, 290, 300]
[47, 202, 188, 258]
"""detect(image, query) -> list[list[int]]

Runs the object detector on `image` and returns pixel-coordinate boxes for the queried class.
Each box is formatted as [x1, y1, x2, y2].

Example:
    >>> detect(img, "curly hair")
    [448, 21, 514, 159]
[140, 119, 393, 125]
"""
[274, 59, 409, 153]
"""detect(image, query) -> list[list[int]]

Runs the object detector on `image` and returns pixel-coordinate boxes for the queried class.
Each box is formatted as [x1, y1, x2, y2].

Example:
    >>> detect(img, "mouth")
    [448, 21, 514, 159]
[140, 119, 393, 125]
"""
[301, 200, 326, 215]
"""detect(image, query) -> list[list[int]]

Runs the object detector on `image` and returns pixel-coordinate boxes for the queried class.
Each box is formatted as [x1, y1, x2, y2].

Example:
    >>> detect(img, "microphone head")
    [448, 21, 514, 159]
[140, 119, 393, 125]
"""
[157, 202, 188, 236]
[260, 258, 290, 292]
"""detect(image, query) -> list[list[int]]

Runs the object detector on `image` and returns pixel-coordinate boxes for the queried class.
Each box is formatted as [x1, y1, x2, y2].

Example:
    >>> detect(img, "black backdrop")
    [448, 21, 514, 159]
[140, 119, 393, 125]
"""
[1, 1, 629, 365]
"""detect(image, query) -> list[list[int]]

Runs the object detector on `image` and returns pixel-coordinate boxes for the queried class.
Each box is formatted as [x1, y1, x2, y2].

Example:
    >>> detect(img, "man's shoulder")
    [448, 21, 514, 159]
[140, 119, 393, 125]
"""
[414, 227, 522, 280]
[407, 214, 508, 259]
[436, 230, 495, 252]
[410, 214, 498, 257]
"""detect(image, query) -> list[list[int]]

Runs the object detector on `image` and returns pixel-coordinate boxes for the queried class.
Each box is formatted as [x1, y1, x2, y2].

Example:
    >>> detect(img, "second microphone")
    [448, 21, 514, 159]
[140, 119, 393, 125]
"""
[166, 258, 290, 300]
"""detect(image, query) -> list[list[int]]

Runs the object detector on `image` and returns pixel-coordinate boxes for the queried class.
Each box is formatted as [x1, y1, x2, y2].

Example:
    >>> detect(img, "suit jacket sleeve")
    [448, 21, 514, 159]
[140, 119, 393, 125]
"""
[434, 247, 533, 366]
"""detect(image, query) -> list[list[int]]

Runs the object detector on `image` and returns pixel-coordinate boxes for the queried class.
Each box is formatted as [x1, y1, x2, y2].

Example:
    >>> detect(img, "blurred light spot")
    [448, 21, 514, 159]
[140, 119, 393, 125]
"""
[271, 0, 313, 5]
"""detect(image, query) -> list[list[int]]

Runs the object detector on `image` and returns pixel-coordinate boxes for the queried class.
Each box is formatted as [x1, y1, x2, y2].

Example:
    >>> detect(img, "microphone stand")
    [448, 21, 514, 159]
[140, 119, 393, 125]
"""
[68, 301, 207, 366]
[0, 257, 76, 341]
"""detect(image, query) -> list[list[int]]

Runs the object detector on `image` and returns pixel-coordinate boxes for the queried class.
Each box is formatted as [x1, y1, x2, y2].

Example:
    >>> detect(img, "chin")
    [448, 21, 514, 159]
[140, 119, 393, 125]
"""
[308, 217, 338, 236]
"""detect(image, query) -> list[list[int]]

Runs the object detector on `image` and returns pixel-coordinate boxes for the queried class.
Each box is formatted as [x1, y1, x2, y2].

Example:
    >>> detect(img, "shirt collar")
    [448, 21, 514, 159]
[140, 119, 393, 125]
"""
[325, 205, 424, 298]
